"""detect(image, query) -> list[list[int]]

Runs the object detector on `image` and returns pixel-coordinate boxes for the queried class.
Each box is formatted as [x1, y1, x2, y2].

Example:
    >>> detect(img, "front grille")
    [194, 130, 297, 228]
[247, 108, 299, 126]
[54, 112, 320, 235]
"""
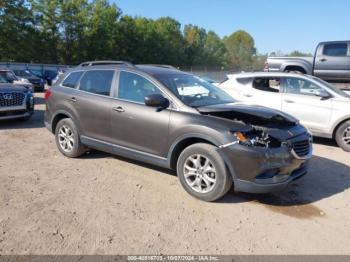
[292, 139, 311, 158]
[0, 93, 25, 107]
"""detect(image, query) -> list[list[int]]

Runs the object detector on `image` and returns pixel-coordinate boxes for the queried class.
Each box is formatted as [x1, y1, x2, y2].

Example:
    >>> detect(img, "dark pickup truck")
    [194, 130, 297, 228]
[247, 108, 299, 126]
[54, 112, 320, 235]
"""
[265, 41, 350, 81]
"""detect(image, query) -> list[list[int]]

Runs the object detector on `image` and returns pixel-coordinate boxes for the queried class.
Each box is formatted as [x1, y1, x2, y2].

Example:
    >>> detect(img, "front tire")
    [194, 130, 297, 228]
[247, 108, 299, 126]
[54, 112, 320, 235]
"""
[335, 121, 350, 152]
[176, 143, 232, 202]
[55, 118, 86, 157]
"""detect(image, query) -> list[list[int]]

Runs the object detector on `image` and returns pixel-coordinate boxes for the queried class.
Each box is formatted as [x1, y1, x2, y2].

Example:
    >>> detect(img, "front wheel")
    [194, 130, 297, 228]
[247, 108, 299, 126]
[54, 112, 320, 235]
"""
[335, 121, 350, 152]
[177, 143, 232, 202]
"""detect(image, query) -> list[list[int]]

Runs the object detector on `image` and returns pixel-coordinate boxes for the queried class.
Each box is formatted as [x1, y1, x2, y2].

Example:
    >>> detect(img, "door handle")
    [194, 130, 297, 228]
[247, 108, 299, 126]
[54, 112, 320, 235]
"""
[70, 97, 77, 102]
[243, 94, 253, 97]
[112, 106, 125, 112]
[320, 58, 327, 62]
[284, 99, 295, 103]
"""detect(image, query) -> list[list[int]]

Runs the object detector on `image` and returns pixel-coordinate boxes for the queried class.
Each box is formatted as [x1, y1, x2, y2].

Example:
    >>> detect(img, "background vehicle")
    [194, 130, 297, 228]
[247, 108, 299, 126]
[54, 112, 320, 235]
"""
[219, 72, 350, 151]
[13, 69, 45, 92]
[265, 41, 350, 81]
[0, 73, 34, 121]
[45, 61, 311, 201]
[0, 69, 34, 90]
[30, 69, 58, 86]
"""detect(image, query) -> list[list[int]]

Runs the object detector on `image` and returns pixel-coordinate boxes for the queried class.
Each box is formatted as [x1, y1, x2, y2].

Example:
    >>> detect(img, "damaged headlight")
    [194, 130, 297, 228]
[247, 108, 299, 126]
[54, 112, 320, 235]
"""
[232, 128, 280, 148]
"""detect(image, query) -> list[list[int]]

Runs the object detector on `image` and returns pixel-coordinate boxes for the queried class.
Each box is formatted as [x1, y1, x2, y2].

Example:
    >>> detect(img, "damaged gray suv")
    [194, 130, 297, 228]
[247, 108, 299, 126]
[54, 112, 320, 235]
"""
[44, 61, 312, 201]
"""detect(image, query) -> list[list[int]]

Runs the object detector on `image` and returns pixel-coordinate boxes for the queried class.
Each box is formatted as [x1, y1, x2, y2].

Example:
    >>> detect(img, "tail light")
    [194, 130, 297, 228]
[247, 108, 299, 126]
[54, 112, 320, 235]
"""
[264, 61, 269, 71]
[44, 89, 52, 100]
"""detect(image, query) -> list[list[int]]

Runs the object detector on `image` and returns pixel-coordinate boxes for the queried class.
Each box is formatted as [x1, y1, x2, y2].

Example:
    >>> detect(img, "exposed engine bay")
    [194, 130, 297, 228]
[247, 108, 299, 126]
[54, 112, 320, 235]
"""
[197, 103, 305, 148]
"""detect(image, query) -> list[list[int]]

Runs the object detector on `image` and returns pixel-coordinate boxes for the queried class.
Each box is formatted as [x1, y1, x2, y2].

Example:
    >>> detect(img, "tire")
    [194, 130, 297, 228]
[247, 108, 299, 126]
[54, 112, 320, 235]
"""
[55, 118, 86, 157]
[335, 120, 350, 152]
[176, 143, 232, 202]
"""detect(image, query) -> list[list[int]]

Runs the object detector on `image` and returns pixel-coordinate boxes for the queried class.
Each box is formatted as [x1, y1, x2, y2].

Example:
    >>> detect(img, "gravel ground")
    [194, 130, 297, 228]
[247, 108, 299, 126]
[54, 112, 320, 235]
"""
[0, 93, 349, 255]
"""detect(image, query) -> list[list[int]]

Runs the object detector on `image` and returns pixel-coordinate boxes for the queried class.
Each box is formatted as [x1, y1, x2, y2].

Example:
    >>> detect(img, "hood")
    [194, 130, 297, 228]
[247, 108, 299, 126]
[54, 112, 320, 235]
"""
[0, 83, 29, 93]
[197, 103, 298, 126]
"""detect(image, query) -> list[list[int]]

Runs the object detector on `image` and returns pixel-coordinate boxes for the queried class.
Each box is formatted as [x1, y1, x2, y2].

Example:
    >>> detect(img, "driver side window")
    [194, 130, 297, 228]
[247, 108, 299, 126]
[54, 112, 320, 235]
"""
[117, 71, 162, 104]
[283, 77, 325, 96]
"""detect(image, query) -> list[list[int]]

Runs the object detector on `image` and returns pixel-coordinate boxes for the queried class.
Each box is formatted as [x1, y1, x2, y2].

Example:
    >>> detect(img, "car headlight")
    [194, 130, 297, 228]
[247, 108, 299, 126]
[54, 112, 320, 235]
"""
[232, 129, 280, 148]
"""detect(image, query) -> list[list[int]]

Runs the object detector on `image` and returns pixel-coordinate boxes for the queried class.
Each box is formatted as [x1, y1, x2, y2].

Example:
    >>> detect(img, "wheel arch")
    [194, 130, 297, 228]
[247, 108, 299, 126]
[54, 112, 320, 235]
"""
[332, 117, 350, 139]
[51, 110, 78, 134]
[167, 134, 220, 170]
[284, 65, 307, 74]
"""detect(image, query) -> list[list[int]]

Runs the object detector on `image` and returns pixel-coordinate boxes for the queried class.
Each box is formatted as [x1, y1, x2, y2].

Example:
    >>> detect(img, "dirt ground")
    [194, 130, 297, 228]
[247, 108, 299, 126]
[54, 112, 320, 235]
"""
[0, 93, 349, 255]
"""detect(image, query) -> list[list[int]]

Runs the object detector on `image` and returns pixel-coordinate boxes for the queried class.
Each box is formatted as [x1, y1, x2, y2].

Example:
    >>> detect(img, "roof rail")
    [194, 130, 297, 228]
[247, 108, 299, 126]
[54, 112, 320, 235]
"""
[138, 64, 179, 70]
[78, 60, 134, 67]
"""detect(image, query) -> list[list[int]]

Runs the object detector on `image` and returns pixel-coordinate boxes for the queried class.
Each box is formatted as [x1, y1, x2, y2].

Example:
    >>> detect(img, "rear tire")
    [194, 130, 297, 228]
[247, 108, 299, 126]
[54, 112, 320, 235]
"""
[176, 143, 232, 202]
[55, 118, 86, 157]
[335, 120, 350, 152]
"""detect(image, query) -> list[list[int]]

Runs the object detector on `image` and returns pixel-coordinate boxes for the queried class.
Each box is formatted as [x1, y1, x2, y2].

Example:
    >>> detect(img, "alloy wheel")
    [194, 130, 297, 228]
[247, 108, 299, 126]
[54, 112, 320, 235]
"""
[58, 125, 75, 152]
[342, 126, 350, 145]
[183, 154, 217, 193]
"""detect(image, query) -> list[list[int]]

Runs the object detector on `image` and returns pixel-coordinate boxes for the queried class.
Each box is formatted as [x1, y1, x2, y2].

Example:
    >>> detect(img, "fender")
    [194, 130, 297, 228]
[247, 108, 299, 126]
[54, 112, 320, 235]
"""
[166, 133, 238, 179]
[167, 133, 221, 159]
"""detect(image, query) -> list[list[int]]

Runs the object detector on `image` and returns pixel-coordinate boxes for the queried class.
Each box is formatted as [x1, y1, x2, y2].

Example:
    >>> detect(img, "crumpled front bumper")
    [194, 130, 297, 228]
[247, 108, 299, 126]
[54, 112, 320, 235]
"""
[218, 139, 312, 193]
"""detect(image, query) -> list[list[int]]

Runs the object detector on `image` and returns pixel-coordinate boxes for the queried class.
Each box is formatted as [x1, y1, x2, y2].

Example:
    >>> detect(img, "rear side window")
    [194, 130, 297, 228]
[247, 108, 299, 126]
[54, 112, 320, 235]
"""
[252, 77, 281, 93]
[323, 43, 348, 56]
[79, 70, 114, 96]
[62, 71, 83, 88]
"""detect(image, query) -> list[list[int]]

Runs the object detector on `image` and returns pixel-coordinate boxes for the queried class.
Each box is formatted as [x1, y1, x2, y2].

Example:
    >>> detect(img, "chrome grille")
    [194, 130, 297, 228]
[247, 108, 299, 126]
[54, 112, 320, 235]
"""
[292, 139, 311, 158]
[0, 93, 25, 107]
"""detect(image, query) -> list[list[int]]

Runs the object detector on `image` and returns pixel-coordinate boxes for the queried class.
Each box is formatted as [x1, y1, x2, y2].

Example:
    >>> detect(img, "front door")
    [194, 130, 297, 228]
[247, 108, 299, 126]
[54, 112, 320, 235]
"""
[314, 42, 350, 80]
[110, 71, 171, 157]
[245, 77, 283, 110]
[281, 76, 333, 134]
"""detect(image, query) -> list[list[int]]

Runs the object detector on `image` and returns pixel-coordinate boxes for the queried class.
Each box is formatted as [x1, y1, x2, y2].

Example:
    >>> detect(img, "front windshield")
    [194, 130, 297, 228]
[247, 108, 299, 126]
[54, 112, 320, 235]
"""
[311, 76, 350, 98]
[155, 73, 235, 107]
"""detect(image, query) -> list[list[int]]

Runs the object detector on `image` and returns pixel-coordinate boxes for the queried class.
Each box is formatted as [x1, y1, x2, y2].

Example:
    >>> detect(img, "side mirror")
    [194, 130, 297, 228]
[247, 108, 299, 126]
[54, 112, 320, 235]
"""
[314, 89, 331, 99]
[144, 94, 169, 109]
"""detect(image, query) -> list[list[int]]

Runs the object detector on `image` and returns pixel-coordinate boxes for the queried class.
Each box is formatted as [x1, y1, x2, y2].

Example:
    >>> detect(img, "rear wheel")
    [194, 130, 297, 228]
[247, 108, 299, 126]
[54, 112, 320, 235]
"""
[176, 143, 232, 202]
[335, 120, 350, 152]
[55, 118, 86, 157]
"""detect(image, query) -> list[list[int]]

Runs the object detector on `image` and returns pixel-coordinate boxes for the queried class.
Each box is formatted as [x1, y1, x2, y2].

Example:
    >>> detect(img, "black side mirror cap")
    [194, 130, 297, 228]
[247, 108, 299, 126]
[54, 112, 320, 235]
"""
[144, 94, 169, 109]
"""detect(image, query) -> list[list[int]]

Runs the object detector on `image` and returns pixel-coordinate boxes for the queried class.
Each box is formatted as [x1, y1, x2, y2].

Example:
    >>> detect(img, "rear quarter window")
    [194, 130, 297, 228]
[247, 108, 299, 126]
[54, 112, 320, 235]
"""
[62, 71, 83, 88]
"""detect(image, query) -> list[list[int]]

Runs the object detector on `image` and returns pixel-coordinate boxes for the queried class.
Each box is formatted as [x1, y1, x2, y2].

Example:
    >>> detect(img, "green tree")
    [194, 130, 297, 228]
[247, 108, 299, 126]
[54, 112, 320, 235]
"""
[183, 24, 207, 66]
[85, 0, 121, 61]
[58, 0, 90, 64]
[203, 31, 227, 67]
[154, 17, 185, 65]
[224, 30, 256, 71]
[30, 0, 61, 63]
[0, 0, 39, 62]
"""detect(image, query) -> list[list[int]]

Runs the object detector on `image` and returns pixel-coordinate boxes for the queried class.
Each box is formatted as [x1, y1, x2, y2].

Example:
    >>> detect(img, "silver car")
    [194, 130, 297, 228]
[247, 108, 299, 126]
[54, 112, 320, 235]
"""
[219, 72, 350, 151]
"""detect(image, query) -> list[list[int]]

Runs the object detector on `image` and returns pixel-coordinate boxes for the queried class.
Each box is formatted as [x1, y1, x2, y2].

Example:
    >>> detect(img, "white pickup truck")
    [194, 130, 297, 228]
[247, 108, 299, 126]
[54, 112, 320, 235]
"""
[264, 41, 350, 81]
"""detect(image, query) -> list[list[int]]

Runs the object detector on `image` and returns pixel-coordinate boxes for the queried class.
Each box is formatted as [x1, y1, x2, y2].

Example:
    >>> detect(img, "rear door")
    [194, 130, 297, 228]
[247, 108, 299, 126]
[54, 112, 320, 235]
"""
[74, 69, 116, 142]
[244, 77, 283, 110]
[281, 76, 333, 134]
[314, 42, 350, 80]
